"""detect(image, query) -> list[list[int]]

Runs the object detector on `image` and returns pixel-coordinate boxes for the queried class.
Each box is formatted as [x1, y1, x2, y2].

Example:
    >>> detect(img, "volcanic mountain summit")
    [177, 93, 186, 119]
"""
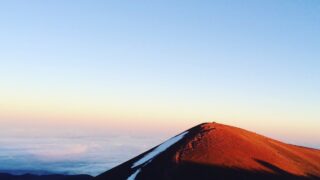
[95, 122, 320, 180]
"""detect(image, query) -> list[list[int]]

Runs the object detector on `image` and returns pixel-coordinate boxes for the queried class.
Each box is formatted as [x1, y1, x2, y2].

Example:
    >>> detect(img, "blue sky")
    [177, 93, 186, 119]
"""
[0, 0, 319, 175]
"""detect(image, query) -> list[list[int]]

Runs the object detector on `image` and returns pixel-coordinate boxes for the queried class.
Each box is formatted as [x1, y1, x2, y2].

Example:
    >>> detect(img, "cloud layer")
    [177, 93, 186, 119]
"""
[0, 134, 164, 176]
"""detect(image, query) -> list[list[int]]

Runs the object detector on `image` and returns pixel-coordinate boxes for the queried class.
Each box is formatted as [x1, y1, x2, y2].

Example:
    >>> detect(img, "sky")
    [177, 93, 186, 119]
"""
[0, 0, 319, 175]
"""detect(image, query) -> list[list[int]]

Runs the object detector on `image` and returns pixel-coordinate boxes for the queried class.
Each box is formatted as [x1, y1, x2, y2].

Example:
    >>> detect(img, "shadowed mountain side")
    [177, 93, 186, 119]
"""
[167, 161, 320, 180]
[95, 122, 320, 180]
[94, 160, 320, 180]
[0, 173, 93, 180]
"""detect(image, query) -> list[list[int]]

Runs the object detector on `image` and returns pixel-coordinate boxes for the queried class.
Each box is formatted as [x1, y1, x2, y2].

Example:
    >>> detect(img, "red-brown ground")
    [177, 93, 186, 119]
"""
[95, 122, 320, 180]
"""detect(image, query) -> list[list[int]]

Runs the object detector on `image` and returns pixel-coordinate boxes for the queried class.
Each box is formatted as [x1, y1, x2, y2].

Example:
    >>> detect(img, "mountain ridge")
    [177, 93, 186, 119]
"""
[95, 122, 320, 180]
[0, 172, 93, 180]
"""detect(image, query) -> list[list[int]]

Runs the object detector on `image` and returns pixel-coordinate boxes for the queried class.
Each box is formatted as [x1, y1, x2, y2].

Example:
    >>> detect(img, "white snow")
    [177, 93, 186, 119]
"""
[127, 169, 141, 180]
[127, 131, 188, 180]
[131, 131, 188, 168]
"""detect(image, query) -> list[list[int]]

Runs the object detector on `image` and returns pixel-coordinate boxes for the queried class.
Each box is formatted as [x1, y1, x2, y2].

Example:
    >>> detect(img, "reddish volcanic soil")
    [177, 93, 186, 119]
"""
[95, 122, 320, 180]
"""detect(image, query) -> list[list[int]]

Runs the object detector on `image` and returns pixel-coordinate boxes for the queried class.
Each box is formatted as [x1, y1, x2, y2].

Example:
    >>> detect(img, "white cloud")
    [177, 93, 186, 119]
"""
[30, 144, 88, 161]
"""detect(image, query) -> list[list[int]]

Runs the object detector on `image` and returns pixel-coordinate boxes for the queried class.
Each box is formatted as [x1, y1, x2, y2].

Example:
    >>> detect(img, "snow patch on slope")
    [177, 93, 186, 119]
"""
[127, 131, 189, 179]
[132, 131, 189, 168]
[127, 169, 141, 180]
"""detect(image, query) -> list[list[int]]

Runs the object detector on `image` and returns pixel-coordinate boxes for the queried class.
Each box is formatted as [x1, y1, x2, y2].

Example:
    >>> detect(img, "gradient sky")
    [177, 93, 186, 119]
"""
[0, 0, 319, 175]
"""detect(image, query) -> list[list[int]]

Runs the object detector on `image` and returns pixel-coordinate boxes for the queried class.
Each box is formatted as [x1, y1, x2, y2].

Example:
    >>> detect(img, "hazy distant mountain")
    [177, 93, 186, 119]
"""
[0, 173, 93, 180]
[95, 122, 320, 180]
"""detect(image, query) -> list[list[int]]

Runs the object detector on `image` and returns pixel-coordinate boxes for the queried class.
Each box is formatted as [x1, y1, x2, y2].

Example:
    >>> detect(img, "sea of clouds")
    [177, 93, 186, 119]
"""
[0, 133, 164, 176]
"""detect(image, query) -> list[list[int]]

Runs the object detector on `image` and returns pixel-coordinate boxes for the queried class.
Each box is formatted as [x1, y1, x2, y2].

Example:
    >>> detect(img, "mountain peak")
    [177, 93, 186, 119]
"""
[95, 123, 320, 180]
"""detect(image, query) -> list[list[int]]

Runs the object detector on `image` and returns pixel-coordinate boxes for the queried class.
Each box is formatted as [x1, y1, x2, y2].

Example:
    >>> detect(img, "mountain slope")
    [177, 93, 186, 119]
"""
[95, 122, 320, 180]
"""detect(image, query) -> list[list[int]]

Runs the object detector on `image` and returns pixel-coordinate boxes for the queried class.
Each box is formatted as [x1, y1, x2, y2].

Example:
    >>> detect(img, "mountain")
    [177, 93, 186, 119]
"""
[0, 173, 93, 180]
[95, 122, 320, 180]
